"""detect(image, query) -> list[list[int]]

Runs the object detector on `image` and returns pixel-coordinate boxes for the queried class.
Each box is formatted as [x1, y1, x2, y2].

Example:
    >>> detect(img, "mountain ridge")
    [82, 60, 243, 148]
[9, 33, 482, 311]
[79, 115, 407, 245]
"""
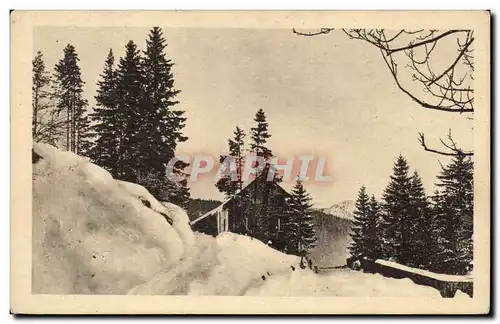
[317, 200, 356, 221]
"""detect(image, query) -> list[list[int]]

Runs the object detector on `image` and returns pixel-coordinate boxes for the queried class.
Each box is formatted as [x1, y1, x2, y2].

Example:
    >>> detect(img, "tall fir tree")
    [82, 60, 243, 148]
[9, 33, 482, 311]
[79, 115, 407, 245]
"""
[366, 195, 382, 260]
[228, 126, 246, 191]
[288, 180, 317, 256]
[164, 177, 191, 210]
[246, 109, 281, 244]
[53, 44, 90, 154]
[274, 198, 299, 253]
[216, 126, 246, 198]
[32, 51, 51, 139]
[88, 49, 120, 172]
[407, 171, 433, 269]
[380, 155, 413, 264]
[249, 110, 282, 183]
[428, 190, 454, 273]
[89, 30, 190, 207]
[250, 109, 272, 160]
[140, 27, 189, 206]
[32, 51, 61, 145]
[349, 188, 381, 261]
[253, 199, 272, 245]
[114, 40, 144, 182]
[349, 186, 371, 259]
[433, 154, 474, 275]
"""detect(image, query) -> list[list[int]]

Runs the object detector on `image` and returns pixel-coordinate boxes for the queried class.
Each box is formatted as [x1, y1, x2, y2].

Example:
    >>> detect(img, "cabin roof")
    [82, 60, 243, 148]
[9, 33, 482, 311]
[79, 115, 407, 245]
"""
[190, 197, 231, 225]
[189, 176, 289, 226]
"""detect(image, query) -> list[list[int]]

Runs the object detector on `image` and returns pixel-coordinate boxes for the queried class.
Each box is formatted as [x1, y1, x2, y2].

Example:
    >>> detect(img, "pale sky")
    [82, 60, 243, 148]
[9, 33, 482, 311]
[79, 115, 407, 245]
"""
[34, 27, 473, 208]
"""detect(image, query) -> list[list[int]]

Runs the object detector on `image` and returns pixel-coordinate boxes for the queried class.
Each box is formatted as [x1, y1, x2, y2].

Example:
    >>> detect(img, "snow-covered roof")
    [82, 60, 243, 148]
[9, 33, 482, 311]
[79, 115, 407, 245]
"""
[190, 198, 231, 225]
[375, 259, 473, 283]
[189, 176, 289, 226]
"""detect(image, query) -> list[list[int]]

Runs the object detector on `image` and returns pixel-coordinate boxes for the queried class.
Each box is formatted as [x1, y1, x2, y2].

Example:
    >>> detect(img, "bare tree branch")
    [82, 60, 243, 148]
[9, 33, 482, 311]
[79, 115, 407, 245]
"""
[384, 30, 468, 55]
[292, 28, 334, 37]
[293, 28, 475, 156]
[427, 36, 474, 87]
[418, 132, 473, 157]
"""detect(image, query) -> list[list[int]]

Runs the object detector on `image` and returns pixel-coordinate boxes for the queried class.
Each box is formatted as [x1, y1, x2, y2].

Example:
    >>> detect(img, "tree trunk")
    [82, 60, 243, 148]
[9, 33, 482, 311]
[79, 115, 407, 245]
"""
[33, 87, 38, 139]
[66, 99, 70, 151]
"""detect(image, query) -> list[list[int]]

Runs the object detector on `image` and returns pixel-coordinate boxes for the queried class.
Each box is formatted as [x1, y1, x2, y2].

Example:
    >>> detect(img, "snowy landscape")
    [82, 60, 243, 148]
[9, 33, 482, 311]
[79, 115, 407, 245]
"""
[30, 25, 476, 302]
[33, 143, 467, 297]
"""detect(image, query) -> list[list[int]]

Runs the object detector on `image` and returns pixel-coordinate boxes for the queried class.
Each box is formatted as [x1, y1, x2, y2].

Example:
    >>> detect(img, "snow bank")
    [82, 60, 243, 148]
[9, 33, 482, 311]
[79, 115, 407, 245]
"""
[246, 268, 441, 297]
[375, 259, 473, 282]
[32, 144, 464, 298]
[188, 233, 299, 295]
[127, 233, 220, 295]
[32, 144, 191, 294]
[127, 233, 299, 295]
[117, 180, 195, 248]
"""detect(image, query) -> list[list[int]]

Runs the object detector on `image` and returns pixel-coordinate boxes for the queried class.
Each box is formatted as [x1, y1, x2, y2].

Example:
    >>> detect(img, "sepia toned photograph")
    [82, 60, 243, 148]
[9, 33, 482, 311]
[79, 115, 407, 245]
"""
[11, 10, 490, 314]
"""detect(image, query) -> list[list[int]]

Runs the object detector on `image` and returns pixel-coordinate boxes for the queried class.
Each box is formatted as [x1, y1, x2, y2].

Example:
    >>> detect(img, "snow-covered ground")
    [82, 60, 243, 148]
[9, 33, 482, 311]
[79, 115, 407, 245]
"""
[375, 259, 473, 283]
[31, 144, 465, 297]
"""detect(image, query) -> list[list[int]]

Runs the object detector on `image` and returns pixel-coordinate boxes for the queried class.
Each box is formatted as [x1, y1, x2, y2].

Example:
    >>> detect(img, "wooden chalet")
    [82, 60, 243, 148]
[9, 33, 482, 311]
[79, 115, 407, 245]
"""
[190, 173, 290, 242]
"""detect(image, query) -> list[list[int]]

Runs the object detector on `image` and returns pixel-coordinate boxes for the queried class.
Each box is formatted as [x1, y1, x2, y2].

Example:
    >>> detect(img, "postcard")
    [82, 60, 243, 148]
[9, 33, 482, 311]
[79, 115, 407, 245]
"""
[11, 10, 490, 314]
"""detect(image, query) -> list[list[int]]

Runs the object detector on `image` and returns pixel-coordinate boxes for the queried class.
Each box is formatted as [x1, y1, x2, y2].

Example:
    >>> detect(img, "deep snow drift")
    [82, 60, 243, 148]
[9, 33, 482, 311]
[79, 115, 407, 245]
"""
[32, 144, 453, 297]
[32, 144, 193, 294]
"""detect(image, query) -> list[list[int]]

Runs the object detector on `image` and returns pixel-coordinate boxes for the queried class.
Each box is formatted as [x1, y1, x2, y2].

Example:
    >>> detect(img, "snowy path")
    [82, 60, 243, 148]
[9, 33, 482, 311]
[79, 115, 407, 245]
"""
[246, 268, 443, 297]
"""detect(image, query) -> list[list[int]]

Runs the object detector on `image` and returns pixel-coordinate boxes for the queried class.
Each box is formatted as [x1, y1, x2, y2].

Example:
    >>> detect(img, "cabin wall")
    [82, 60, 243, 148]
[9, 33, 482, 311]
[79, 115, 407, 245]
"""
[225, 182, 289, 245]
[225, 198, 254, 236]
[190, 180, 290, 248]
[268, 192, 287, 240]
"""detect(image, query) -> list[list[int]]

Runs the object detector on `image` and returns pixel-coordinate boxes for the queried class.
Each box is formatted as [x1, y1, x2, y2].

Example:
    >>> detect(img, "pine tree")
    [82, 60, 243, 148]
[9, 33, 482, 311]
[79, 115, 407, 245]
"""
[246, 109, 280, 244]
[428, 190, 454, 273]
[288, 180, 317, 256]
[88, 49, 120, 172]
[32, 51, 51, 140]
[216, 126, 246, 197]
[139, 27, 189, 204]
[249, 110, 281, 183]
[366, 195, 382, 260]
[229, 126, 246, 190]
[349, 188, 382, 262]
[32, 51, 62, 145]
[380, 155, 413, 263]
[164, 177, 191, 210]
[349, 186, 371, 259]
[114, 40, 144, 182]
[53, 44, 90, 154]
[407, 171, 433, 268]
[253, 200, 271, 245]
[433, 154, 474, 275]
[250, 109, 272, 160]
[76, 111, 92, 156]
[275, 198, 299, 253]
